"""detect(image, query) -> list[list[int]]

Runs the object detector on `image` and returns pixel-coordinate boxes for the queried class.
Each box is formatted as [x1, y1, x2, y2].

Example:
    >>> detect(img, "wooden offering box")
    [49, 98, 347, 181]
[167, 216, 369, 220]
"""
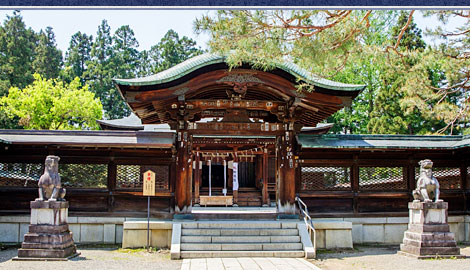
[200, 196, 233, 207]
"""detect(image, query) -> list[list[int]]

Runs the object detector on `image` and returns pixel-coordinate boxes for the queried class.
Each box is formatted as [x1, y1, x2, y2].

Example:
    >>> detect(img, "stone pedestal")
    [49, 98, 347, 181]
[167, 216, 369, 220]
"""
[14, 201, 79, 261]
[398, 200, 465, 259]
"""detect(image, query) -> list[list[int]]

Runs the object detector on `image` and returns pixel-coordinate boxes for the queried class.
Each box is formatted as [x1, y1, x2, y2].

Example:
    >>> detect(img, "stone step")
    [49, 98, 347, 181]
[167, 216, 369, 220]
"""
[17, 245, 77, 258]
[28, 224, 69, 234]
[182, 228, 299, 236]
[404, 231, 456, 242]
[400, 244, 461, 256]
[181, 242, 303, 251]
[24, 232, 73, 244]
[193, 213, 278, 220]
[181, 235, 301, 243]
[180, 250, 305, 258]
[408, 224, 450, 233]
[21, 240, 75, 250]
[403, 238, 457, 248]
[183, 222, 295, 229]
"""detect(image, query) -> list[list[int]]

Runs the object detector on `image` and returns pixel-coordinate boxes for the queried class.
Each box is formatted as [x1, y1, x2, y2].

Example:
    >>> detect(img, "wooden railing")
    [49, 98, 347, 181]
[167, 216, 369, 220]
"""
[295, 195, 316, 255]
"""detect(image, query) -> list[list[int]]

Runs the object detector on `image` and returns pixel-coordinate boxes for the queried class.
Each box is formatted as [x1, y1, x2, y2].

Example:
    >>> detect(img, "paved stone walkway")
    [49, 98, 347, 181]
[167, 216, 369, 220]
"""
[181, 257, 320, 270]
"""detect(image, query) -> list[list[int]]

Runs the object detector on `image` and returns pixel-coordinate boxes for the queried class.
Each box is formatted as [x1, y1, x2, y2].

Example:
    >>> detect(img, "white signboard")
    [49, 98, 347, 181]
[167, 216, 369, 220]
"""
[232, 162, 239, 191]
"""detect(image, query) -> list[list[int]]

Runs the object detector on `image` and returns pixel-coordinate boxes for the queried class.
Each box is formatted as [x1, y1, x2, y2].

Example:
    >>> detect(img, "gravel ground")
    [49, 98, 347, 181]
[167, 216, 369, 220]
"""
[1, 245, 469, 270]
[310, 244, 470, 270]
[0, 245, 182, 270]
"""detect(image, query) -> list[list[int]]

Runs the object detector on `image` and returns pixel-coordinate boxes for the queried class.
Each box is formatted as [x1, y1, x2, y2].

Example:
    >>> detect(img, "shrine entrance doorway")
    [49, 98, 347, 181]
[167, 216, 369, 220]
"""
[192, 136, 276, 207]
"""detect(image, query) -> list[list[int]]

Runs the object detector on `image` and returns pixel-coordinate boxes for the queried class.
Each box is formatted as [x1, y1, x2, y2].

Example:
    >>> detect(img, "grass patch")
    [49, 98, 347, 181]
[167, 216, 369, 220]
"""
[116, 247, 169, 254]
[316, 247, 360, 255]
[77, 243, 120, 249]
[0, 243, 21, 250]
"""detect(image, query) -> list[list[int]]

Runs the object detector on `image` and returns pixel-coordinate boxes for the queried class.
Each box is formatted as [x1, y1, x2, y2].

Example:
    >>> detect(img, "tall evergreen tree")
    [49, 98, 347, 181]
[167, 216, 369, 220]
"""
[391, 11, 426, 51]
[113, 25, 140, 78]
[85, 20, 121, 119]
[0, 11, 36, 95]
[64, 31, 93, 83]
[0, 11, 36, 128]
[32, 26, 63, 79]
[150, 29, 203, 72]
[368, 12, 429, 134]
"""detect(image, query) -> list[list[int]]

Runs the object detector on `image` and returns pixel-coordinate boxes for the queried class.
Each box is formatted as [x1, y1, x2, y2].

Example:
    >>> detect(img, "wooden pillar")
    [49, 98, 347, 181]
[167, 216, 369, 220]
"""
[194, 147, 201, 205]
[277, 123, 296, 217]
[255, 155, 262, 190]
[262, 147, 269, 206]
[352, 154, 359, 214]
[107, 159, 116, 213]
[175, 130, 192, 215]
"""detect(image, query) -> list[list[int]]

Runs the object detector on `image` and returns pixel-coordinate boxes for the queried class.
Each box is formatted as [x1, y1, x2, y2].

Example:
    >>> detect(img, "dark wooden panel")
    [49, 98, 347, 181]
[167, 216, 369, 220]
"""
[113, 195, 171, 214]
[300, 197, 353, 213]
[357, 197, 408, 213]
[68, 195, 108, 212]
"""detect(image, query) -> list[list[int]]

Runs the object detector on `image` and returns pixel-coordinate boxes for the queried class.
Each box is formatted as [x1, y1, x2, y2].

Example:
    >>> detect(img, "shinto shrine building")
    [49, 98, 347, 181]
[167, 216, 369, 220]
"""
[0, 53, 469, 245]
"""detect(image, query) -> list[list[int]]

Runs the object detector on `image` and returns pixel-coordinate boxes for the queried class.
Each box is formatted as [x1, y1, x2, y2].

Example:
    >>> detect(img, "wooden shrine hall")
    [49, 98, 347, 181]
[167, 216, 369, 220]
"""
[0, 53, 469, 220]
[113, 53, 364, 217]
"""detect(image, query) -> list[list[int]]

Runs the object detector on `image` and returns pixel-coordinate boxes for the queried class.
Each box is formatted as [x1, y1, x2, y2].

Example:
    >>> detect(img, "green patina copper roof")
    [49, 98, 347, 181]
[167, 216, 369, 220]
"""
[114, 53, 365, 92]
[298, 134, 470, 150]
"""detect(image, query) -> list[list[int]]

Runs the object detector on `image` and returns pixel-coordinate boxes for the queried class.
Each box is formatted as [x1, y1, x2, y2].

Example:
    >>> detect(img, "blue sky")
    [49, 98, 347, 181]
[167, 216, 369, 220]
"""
[0, 9, 465, 53]
[0, 9, 212, 52]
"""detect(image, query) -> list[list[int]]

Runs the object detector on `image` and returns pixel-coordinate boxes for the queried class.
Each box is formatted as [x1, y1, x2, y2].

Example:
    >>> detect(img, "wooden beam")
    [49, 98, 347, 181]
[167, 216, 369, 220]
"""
[184, 99, 286, 112]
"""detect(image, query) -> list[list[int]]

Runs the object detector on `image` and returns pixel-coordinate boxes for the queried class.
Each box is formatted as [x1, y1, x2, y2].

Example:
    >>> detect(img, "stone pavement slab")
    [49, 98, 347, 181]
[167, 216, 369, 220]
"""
[181, 257, 320, 270]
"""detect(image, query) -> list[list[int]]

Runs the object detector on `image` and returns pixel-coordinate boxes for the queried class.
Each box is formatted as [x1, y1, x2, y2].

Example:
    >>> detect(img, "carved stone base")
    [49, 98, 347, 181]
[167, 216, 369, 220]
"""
[16, 201, 79, 260]
[399, 201, 465, 259]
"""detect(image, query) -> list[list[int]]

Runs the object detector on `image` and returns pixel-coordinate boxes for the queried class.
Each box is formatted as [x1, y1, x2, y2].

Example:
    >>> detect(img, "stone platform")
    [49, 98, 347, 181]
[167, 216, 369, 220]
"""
[399, 200, 466, 259]
[14, 200, 79, 260]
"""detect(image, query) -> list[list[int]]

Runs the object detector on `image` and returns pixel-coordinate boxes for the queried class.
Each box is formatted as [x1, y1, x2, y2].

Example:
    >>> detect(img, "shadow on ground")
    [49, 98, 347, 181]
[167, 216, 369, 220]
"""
[315, 245, 400, 261]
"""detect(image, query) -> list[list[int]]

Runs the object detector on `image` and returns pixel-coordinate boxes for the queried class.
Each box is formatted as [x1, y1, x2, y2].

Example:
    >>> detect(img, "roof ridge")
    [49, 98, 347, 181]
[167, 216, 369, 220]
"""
[113, 52, 366, 91]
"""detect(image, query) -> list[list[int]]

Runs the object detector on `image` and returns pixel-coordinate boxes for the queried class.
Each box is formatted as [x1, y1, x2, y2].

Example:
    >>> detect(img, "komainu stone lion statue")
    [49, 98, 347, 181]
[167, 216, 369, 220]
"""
[37, 155, 66, 201]
[412, 159, 440, 202]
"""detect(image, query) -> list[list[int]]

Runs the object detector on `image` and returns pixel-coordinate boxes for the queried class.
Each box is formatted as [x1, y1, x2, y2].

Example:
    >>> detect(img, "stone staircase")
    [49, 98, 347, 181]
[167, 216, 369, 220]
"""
[171, 221, 314, 259]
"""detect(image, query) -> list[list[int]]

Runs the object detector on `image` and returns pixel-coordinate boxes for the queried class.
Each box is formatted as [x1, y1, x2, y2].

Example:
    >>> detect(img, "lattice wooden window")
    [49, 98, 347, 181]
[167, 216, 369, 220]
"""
[117, 165, 169, 191]
[300, 166, 351, 191]
[359, 167, 405, 190]
[0, 163, 43, 187]
[60, 164, 107, 188]
[467, 167, 470, 190]
[415, 167, 461, 190]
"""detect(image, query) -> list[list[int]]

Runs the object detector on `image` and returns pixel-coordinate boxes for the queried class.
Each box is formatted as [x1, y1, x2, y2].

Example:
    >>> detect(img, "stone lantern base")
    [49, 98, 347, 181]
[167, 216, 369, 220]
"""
[14, 200, 79, 261]
[398, 200, 466, 259]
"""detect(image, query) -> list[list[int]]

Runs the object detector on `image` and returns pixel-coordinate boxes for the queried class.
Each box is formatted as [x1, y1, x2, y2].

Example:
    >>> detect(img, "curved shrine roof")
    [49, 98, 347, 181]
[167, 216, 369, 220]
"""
[114, 53, 366, 127]
[114, 53, 365, 91]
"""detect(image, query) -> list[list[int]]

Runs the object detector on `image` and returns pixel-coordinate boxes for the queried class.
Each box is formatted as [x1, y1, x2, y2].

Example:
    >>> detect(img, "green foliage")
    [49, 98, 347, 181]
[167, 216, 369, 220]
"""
[64, 31, 93, 83]
[197, 10, 469, 135]
[390, 11, 426, 51]
[0, 74, 102, 130]
[0, 11, 36, 93]
[85, 20, 126, 119]
[33, 27, 63, 79]
[60, 163, 107, 188]
[150, 29, 204, 73]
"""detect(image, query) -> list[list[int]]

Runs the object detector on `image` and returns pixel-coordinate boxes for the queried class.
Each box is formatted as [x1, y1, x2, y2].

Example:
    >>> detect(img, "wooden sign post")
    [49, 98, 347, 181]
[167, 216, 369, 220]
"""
[143, 170, 155, 252]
